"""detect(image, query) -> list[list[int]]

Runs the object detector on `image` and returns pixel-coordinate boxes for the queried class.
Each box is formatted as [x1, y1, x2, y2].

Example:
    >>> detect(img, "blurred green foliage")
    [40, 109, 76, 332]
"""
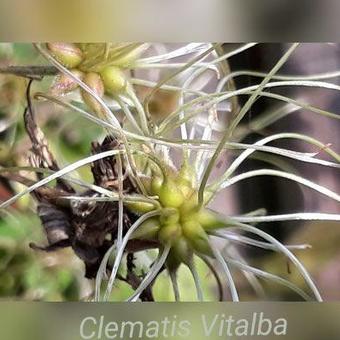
[0, 43, 88, 301]
[0, 211, 82, 300]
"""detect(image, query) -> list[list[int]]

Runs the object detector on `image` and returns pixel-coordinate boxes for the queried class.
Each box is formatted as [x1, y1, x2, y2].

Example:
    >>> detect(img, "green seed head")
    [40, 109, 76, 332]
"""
[158, 179, 185, 208]
[100, 66, 127, 94]
[179, 192, 199, 217]
[166, 237, 193, 269]
[159, 208, 180, 225]
[125, 165, 219, 268]
[77, 43, 146, 69]
[182, 220, 212, 256]
[131, 217, 160, 240]
[125, 201, 155, 215]
[197, 209, 226, 231]
[81, 72, 105, 115]
[177, 160, 194, 186]
[150, 176, 163, 195]
[47, 43, 83, 68]
[158, 223, 181, 245]
[176, 161, 195, 197]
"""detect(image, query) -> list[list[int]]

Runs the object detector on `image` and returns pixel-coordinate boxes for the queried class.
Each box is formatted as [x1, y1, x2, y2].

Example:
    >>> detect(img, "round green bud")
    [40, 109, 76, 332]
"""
[130, 217, 160, 240]
[177, 161, 194, 186]
[125, 201, 155, 215]
[176, 161, 195, 197]
[159, 208, 180, 225]
[182, 220, 212, 256]
[179, 192, 198, 217]
[100, 66, 127, 94]
[150, 176, 163, 195]
[158, 223, 181, 245]
[47, 43, 83, 68]
[172, 237, 193, 265]
[182, 220, 202, 241]
[158, 179, 184, 208]
[81, 72, 105, 115]
[197, 209, 225, 231]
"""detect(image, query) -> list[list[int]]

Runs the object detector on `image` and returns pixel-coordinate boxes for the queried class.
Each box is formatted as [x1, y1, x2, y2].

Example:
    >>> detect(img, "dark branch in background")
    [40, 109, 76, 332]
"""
[18, 80, 163, 300]
[0, 65, 58, 80]
[126, 253, 154, 301]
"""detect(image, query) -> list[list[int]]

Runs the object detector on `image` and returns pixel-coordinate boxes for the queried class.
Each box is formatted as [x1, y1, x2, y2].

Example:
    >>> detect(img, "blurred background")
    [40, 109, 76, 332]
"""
[0, 43, 339, 301]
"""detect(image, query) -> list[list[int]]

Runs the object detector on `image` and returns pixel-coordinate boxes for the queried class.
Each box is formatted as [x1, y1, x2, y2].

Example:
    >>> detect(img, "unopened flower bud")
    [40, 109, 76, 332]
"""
[182, 221, 212, 256]
[125, 201, 155, 215]
[197, 209, 225, 231]
[159, 223, 181, 245]
[151, 176, 163, 195]
[130, 217, 160, 240]
[172, 237, 192, 265]
[179, 192, 198, 215]
[100, 66, 127, 94]
[177, 160, 194, 187]
[81, 72, 104, 115]
[47, 43, 83, 68]
[50, 69, 83, 95]
[160, 208, 180, 225]
[158, 178, 184, 208]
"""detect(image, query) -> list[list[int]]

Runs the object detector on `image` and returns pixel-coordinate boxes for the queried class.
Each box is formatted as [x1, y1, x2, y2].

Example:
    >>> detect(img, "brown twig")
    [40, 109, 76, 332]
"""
[0, 65, 58, 80]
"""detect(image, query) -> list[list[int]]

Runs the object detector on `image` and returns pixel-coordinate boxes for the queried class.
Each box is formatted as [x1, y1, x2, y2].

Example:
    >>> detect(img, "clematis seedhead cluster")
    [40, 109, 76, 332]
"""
[3, 42, 338, 302]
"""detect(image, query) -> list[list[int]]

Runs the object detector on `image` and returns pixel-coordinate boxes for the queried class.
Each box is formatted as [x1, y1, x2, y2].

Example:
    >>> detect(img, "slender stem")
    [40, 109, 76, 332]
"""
[200, 256, 224, 301]
[222, 256, 312, 300]
[126, 84, 150, 135]
[103, 210, 161, 301]
[223, 244, 266, 298]
[209, 132, 340, 191]
[169, 270, 180, 302]
[188, 259, 204, 301]
[143, 45, 216, 121]
[229, 213, 340, 223]
[127, 245, 171, 302]
[226, 220, 322, 301]
[159, 84, 340, 135]
[218, 69, 340, 90]
[0, 149, 124, 210]
[216, 169, 340, 203]
[136, 43, 209, 64]
[198, 43, 299, 207]
[210, 243, 239, 301]
[114, 94, 144, 135]
[214, 230, 311, 251]
[35, 92, 340, 164]
[117, 152, 124, 248]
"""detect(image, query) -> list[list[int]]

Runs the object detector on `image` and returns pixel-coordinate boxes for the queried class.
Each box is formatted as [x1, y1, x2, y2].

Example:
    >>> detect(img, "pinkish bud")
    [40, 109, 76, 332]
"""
[47, 43, 83, 68]
[81, 72, 104, 115]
